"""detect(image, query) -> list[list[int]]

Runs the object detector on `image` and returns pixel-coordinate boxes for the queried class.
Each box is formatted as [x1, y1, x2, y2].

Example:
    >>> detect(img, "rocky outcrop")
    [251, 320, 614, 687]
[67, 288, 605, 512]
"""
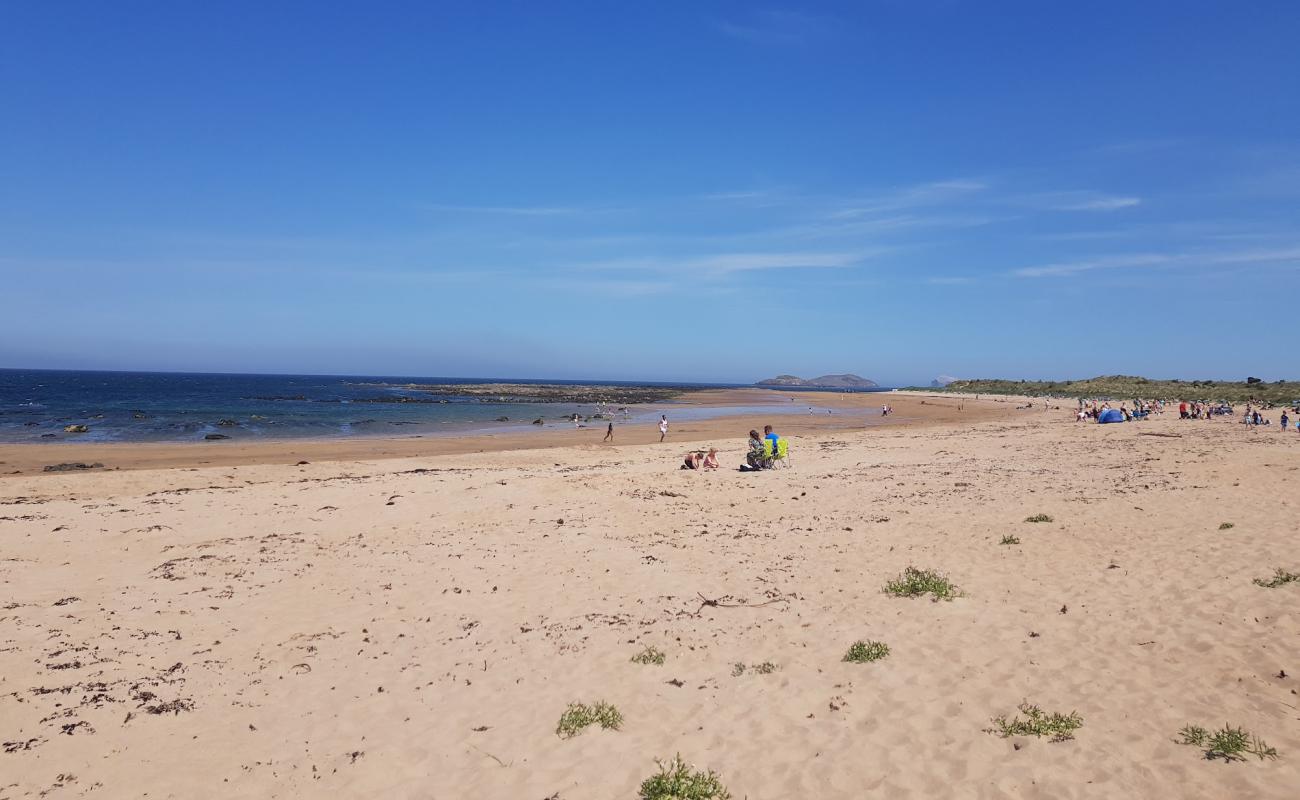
[63, 424, 89, 433]
[756, 374, 878, 389]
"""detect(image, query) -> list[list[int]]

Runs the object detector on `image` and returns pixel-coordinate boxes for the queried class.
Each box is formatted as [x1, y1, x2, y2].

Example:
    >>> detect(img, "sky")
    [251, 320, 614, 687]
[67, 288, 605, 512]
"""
[2, 1, 1298, 386]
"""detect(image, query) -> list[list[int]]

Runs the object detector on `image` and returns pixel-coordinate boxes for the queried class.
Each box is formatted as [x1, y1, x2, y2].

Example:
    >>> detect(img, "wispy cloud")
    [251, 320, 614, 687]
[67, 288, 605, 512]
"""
[830, 180, 987, 219]
[926, 276, 974, 285]
[1012, 253, 1171, 278]
[1012, 246, 1300, 278]
[718, 10, 833, 46]
[574, 250, 868, 279]
[424, 204, 581, 216]
[1021, 191, 1141, 212]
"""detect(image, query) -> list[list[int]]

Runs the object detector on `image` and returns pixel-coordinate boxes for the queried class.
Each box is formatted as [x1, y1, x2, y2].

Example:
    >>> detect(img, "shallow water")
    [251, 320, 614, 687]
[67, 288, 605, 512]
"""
[0, 369, 887, 443]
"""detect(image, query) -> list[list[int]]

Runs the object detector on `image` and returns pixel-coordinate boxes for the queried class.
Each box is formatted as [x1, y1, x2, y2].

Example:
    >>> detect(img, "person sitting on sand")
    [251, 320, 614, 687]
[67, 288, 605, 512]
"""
[744, 430, 767, 470]
[763, 425, 780, 454]
[701, 448, 719, 469]
[682, 451, 703, 470]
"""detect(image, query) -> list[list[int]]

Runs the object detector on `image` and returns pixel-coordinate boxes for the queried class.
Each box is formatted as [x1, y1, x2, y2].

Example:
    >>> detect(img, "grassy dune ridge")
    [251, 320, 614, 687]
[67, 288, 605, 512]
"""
[927, 375, 1300, 404]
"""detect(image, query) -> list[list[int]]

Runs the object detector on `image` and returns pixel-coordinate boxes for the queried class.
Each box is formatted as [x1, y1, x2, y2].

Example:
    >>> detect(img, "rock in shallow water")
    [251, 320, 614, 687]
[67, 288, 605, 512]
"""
[204, 433, 230, 440]
[63, 424, 89, 433]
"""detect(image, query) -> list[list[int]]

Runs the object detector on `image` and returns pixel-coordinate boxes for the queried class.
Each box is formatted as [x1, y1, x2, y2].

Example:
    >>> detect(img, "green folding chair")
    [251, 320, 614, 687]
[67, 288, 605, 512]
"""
[774, 438, 790, 467]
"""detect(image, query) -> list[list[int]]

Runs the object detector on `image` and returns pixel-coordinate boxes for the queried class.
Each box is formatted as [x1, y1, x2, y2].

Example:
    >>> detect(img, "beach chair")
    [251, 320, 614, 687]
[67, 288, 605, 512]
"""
[761, 440, 775, 468]
[773, 438, 790, 468]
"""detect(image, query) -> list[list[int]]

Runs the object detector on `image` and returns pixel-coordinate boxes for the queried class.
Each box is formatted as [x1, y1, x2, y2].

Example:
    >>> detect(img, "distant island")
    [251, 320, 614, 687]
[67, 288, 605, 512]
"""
[931, 375, 1300, 404]
[756, 373, 879, 389]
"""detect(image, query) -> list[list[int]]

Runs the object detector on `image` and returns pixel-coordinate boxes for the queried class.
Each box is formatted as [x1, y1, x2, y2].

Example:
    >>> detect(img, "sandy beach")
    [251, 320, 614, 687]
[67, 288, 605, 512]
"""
[2, 397, 1297, 798]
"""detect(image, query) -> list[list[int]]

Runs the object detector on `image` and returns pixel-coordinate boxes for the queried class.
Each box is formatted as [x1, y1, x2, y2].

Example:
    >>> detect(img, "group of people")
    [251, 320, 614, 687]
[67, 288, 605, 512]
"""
[679, 424, 785, 471]
[1241, 405, 1300, 431]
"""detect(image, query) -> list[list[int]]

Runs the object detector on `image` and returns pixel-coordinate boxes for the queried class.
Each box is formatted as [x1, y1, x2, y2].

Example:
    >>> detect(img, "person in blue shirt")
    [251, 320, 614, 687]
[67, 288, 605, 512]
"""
[763, 425, 780, 455]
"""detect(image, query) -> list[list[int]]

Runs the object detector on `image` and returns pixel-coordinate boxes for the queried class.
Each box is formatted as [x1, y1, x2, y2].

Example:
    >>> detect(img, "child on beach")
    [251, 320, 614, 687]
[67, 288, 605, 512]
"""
[603, 422, 614, 442]
[702, 448, 719, 469]
[658, 415, 668, 442]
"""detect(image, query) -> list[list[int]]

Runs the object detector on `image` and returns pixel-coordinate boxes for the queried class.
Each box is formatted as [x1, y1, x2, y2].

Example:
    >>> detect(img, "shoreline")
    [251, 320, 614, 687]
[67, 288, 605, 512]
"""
[0, 389, 1013, 475]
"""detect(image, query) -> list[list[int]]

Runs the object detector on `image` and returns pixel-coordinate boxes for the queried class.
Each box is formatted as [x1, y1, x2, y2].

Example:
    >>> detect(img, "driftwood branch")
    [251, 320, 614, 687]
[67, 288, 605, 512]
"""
[694, 592, 790, 615]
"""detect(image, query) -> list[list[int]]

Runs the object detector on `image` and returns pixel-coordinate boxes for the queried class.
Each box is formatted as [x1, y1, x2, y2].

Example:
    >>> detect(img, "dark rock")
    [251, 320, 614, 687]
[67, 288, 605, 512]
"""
[43, 462, 104, 472]
[40, 433, 57, 438]
[532, 418, 544, 425]
[131, 411, 149, 419]
[204, 433, 230, 441]
[216, 419, 238, 427]
[495, 417, 509, 422]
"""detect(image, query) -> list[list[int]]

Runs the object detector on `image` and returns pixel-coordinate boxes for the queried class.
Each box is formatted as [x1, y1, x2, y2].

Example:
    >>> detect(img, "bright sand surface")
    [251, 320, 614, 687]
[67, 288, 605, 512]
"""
[2, 394, 1298, 798]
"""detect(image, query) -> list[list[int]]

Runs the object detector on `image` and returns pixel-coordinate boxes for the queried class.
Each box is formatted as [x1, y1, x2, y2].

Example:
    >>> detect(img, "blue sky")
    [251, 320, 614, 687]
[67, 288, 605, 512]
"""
[2, 1, 1298, 385]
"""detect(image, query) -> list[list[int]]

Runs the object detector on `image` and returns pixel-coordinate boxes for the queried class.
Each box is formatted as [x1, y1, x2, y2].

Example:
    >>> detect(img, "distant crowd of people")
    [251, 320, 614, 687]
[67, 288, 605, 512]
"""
[1069, 397, 1300, 432]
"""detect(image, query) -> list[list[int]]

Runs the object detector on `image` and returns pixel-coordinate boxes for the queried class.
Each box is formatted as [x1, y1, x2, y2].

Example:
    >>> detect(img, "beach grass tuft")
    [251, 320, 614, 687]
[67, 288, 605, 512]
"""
[732, 660, 779, 676]
[1252, 568, 1299, 589]
[639, 754, 731, 800]
[1178, 724, 1279, 761]
[1218, 522, 1235, 530]
[1000, 534, 1021, 545]
[991, 703, 1083, 742]
[631, 645, 666, 665]
[843, 640, 890, 663]
[883, 566, 961, 601]
[1024, 513, 1054, 523]
[555, 701, 623, 739]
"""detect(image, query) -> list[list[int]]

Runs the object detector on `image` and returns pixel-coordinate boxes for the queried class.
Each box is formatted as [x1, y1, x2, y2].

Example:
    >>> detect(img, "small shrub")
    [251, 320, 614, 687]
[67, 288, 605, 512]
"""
[990, 703, 1083, 742]
[1024, 514, 1054, 524]
[639, 754, 731, 800]
[883, 566, 961, 601]
[731, 661, 779, 676]
[1218, 522, 1234, 530]
[555, 701, 623, 739]
[1178, 724, 1279, 761]
[843, 640, 890, 663]
[1000, 535, 1021, 545]
[631, 645, 666, 665]
[1252, 569, 1299, 589]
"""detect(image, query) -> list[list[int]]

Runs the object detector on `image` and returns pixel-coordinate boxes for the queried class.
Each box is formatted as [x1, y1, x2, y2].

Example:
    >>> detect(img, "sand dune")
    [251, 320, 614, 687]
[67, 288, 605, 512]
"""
[2, 407, 1297, 798]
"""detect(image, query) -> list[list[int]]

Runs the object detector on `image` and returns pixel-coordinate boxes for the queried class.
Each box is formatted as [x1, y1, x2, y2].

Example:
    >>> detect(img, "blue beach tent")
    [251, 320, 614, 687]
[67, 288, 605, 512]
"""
[1097, 408, 1125, 424]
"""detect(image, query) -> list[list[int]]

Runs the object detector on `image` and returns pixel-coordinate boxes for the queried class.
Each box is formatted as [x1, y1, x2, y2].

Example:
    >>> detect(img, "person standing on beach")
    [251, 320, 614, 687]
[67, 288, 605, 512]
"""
[658, 415, 668, 442]
[604, 421, 614, 442]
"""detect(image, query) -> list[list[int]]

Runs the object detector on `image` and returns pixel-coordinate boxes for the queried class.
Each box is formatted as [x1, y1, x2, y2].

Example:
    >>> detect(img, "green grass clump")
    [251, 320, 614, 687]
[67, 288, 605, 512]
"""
[555, 701, 623, 739]
[1024, 513, 1054, 524]
[1218, 522, 1235, 530]
[883, 566, 961, 601]
[843, 640, 890, 663]
[1252, 568, 1299, 588]
[990, 703, 1083, 742]
[731, 660, 779, 676]
[1000, 534, 1021, 545]
[631, 645, 666, 665]
[1178, 724, 1279, 761]
[639, 754, 731, 800]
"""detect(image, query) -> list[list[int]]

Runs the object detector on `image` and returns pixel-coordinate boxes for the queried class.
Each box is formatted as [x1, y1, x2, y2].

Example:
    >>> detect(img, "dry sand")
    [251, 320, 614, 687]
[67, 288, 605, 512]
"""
[2, 399, 1297, 798]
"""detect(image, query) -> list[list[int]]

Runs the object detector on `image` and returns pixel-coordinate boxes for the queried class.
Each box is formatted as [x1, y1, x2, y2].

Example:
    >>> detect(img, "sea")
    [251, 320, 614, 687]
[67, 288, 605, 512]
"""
[0, 369, 890, 444]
